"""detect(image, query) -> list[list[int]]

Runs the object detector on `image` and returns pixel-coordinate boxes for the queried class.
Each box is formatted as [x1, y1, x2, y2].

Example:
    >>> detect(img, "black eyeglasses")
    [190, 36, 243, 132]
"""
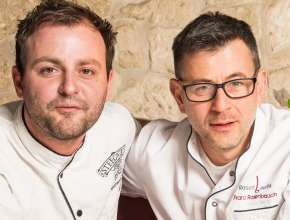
[179, 77, 257, 102]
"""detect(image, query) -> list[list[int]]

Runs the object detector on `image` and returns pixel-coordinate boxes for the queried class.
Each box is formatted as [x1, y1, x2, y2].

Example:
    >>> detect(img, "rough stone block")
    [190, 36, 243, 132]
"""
[268, 68, 290, 107]
[113, 72, 185, 121]
[114, 22, 149, 71]
[75, 0, 112, 18]
[118, 0, 155, 21]
[149, 27, 179, 74]
[150, 0, 206, 28]
[264, 0, 290, 71]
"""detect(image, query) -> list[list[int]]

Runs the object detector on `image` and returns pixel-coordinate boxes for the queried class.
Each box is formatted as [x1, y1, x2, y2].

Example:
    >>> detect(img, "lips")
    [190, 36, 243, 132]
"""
[55, 104, 82, 113]
[47, 98, 88, 113]
[56, 104, 80, 108]
[209, 121, 236, 131]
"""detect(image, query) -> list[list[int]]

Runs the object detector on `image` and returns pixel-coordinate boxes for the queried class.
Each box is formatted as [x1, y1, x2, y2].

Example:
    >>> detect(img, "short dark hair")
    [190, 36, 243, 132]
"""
[15, 0, 117, 76]
[172, 12, 260, 79]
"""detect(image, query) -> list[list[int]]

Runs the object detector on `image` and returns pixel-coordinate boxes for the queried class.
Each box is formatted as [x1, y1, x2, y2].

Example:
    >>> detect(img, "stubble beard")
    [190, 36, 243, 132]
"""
[25, 93, 106, 141]
[199, 131, 245, 152]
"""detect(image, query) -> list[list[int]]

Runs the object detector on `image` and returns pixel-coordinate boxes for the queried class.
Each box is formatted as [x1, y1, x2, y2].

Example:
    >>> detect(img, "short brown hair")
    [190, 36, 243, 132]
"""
[15, 0, 117, 76]
[172, 12, 260, 79]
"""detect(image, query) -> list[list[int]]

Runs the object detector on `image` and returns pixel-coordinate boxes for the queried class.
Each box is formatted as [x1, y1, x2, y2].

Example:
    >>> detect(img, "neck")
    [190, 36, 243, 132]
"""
[198, 130, 252, 166]
[23, 109, 84, 156]
[201, 145, 243, 166]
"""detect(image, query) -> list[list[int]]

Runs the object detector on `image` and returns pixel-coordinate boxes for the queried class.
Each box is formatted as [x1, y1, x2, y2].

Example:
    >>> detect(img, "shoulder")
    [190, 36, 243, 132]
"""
[257, 103, 290, 128]
[140, 118, 190, 138]
[103, 101, 131, 115]
[124, 119, 191, 183]
[0, 101, 21, 126]
[255, 103, 290, 153]
[90, 102, 136, 133]
[139, 119, 180, 141]
[258, 103, 290, 117]
[132, 118, 191, 157]
[100, 102, 135, 126]
[0, 101, 23, 161]
[87, 102, 137, 146]
[0, 101, 22, 141]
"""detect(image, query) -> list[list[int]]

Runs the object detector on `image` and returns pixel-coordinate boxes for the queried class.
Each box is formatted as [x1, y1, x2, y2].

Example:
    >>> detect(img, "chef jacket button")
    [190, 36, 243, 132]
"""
[229, 170, 235, 176]
[77, 209, 83, 217]
[212, 201, 218, 207]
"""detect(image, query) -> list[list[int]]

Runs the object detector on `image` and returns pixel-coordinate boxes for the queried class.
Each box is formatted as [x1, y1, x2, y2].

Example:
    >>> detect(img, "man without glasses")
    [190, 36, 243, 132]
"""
[0, 0, 137, 219]
[123, 12, 290, 220]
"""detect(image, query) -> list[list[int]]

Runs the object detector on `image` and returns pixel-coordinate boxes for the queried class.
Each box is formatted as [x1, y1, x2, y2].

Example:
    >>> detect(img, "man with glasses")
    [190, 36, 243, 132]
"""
[122, 12, 290, 219]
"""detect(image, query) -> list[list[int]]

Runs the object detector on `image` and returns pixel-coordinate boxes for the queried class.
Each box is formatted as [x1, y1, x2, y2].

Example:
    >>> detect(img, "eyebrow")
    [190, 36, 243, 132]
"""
[78, 59, 102, 68]
[225, 72, 249, 80]
[30, 57, 102, 69]
[30, 57, 62, 67]
[185, 72, 250, 84]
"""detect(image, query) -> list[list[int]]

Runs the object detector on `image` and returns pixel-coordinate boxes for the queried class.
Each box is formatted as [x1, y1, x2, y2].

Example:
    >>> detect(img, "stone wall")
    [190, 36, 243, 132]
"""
[0, 0, 289, 121]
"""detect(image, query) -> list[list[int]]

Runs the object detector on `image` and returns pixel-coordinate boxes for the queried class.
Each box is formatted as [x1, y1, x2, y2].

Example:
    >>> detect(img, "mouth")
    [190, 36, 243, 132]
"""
[55, 105, 82, 113]
[48, 98, 88, 114]
[209, 121, 236, 131]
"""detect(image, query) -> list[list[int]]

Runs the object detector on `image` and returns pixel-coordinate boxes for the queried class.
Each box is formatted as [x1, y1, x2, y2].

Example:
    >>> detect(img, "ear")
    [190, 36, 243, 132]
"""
[12, 66, 24, 98]
[256, 69, 268, 105]
[170, 78, 186, 113]
[105, 69, 114, 100]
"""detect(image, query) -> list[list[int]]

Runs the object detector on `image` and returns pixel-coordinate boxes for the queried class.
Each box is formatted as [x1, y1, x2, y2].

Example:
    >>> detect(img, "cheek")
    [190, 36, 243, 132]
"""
[23, 82, 58, 105]
[235, 98, 258, 127]
[242, 105, 257, 124]
[184, 103, 209, 127]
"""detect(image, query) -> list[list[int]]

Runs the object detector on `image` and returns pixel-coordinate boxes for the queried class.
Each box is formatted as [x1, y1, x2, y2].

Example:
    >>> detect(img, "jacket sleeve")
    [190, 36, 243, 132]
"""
[121, 120, 158, 198]
[276, 172, 290, 219]
[121, 119, 176, 198]
[121, 135, 146, 198]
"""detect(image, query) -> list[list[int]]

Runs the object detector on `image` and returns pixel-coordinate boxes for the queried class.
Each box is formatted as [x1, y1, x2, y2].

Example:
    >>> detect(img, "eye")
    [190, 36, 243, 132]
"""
[197, 85, 210, 90]
[229, 80, 245, 87]
[187, 84, 212, 96]
[39, 67, 58, 76]
[194, 84, 211, 92]
[81, 68, 95, 76]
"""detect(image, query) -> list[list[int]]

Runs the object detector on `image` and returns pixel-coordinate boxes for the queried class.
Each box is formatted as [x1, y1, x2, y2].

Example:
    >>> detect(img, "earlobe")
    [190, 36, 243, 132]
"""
[12, 66, 24, 98]
[170, 79, 186, 113]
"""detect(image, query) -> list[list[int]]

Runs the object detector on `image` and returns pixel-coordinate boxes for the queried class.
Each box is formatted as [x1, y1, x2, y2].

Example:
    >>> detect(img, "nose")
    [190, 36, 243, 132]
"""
[58, 73, 79, 96]
[210, 87, 231, 112]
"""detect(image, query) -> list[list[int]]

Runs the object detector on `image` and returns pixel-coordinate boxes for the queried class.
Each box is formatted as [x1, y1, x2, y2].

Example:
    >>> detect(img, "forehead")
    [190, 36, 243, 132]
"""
[24, 23, 106, 65]
[27, 21, 103, 45]
[180, 39, 255, 81]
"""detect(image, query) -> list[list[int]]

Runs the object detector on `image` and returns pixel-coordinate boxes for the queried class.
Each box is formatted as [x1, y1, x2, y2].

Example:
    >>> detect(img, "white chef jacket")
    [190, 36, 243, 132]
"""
[0, 101, 137, 220]
[123, 104, 290, 220]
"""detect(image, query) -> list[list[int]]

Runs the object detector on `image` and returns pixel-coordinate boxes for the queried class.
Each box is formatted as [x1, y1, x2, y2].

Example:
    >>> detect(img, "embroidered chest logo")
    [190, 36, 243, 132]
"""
[233, 176, 277, 201]
[97, 145, 126, 180]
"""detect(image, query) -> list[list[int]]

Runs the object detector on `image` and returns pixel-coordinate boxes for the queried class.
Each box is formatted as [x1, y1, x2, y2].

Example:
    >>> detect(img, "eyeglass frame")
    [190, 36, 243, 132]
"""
[178, 72, 259, 103]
